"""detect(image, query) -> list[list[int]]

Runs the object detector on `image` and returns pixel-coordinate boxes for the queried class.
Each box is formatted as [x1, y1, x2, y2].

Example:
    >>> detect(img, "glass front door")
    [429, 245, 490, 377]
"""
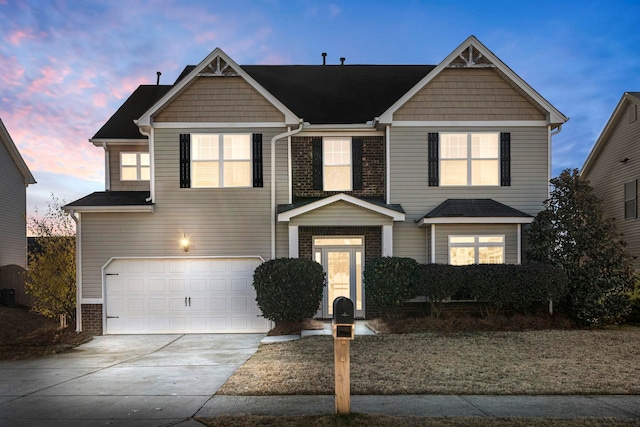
[314, 237, 364, 318]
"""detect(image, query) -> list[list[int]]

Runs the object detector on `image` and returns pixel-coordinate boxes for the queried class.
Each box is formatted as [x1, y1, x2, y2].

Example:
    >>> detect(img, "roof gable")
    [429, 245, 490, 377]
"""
[378, 35, 568, 127]
[136, 48, 298, 127]
[0, 118, 36, 185]
[582, 92, 640, 175]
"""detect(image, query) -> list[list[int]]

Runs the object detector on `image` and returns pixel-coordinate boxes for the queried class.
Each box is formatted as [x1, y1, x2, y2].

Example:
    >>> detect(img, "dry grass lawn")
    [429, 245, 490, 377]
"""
[218, 328, 640, 396]
[198, 415, 640, 427]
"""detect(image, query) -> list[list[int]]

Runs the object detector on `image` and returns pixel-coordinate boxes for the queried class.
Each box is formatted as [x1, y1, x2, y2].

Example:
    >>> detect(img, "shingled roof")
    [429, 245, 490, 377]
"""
[63, 191, 153, 211]
[93, 64, 435, 139]
[421, 199, 532, 219]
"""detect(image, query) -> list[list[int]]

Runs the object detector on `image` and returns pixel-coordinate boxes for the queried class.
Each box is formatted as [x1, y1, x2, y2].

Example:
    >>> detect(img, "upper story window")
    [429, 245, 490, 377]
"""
[191, 134, 251, 188]
[323, 137, 352, 191]
[449, 235, 505, 265]
[625, 180, 637, 219]
[120, 152, 150, 181]
[440, 133, 499, 186]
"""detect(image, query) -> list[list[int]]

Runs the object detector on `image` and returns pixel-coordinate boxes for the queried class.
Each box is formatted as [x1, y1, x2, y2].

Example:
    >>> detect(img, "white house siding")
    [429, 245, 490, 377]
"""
[108, 144, 151, 192]
[433, 223, 519, 264]
[584, 99, 640, 268]
[289, 201, 394, 227]
[0, 138, 27, 267]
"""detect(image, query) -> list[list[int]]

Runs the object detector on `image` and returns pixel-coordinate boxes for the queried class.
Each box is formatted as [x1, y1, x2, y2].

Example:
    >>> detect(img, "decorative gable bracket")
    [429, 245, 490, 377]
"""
[197, 56, 238, 77]
[448, 45, 495, 68]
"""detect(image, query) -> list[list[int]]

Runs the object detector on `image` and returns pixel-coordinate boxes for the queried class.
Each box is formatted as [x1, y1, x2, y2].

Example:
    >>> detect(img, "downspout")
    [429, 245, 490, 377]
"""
[138, 127, 154, 203]
[69, 210, 82, 332]
[271, 119, 304, 259]
[547, 123, 562, 316]
[103, 143, 110, 191]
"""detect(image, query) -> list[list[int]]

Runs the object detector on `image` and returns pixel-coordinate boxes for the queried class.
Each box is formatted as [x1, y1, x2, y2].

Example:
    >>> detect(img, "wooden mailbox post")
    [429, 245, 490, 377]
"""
[332, 297, 355, 414]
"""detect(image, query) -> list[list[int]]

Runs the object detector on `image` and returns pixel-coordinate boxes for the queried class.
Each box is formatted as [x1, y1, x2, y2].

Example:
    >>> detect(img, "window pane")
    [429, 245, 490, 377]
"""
[192, 135, 218, 160]
[223, 135, 251, 160]
[140, 166, 150, 181]
[441, 134, 467, 158]
[441, 160, 467, 185]
[325, 165, 351, 191]
[122, 153, 137, 166]
[314, 238, 363, 246]
[479, 236, 504, 243]
[450, 247, 475, 265]
[121, 166, 137, 181]
[356, 251, 362, 311]
[324, 138, 351, 165]
[192, 161, 219, 187]
[140, 153, 150, 166]
[471, 134, 499, 158]
[479, 247, 504, 264]
[450, 236, 475, 244]
[223, 161, 251, 187]
[471, 160, 499, 185]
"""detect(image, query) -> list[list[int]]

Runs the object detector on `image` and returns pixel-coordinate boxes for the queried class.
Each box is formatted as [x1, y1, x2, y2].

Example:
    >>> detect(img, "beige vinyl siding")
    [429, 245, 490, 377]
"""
[395, 68, 545, 121]
[584, 99, 640, 268]
[389, 126, 548, 218]
[79, 127, 287, 299]
[392, 222, 428, 263]
[289, 201, 394, 227]
[108, 144, 151, 191]
[275, 222, 290, 258]
[0, 138, 27, 267]
[154, 76, 285, 123]
[433, 224, 519, 264]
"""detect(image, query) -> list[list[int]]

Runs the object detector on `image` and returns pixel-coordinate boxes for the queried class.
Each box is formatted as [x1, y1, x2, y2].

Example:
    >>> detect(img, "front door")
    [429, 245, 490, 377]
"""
[314, 237, 364, 318]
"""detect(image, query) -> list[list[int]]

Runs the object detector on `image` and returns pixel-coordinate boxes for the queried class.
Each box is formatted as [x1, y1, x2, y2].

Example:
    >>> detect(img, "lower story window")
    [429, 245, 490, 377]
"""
[448, 235, 505, 265]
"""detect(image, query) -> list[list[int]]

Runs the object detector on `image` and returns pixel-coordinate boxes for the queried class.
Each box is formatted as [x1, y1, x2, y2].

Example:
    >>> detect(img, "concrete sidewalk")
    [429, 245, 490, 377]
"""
[197, 394, 640, 419]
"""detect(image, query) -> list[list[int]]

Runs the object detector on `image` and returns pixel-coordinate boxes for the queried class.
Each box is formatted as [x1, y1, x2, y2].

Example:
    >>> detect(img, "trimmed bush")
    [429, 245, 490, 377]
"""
[364, 257, 420, 317]
[419, 263, 569, 316]
[253, 258, 326, 323]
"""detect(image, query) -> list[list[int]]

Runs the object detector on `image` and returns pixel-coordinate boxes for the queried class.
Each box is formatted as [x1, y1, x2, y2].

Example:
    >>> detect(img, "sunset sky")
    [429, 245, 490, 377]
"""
[1, 0, 639, 217]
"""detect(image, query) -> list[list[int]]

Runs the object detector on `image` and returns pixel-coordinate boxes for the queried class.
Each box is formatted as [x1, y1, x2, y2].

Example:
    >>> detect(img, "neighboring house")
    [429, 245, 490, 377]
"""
[581, 92, 640, 268]
[64, 36, 567, 335]
[0, 118, 36, 303]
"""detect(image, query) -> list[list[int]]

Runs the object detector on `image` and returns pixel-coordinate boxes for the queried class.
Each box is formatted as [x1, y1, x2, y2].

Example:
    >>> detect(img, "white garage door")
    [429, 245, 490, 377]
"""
[104, 257, 270, 334]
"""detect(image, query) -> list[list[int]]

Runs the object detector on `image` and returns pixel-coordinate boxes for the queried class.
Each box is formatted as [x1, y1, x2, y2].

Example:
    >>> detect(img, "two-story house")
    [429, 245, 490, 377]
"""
[64, 36, 567, 335]
[581, 92, 640, 268]
[0, 118, 36, 305]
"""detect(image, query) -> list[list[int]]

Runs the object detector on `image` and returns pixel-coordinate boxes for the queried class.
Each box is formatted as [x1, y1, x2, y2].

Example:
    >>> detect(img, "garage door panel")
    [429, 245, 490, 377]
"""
[105, 258, 269, 334]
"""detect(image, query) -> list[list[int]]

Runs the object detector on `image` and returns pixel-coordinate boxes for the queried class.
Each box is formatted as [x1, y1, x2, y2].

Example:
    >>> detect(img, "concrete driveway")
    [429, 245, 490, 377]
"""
[0, 334, 264, 426]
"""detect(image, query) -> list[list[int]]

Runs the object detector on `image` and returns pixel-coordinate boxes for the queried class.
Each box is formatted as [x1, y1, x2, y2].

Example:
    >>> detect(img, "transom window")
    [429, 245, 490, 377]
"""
[120, 152, 150, 181]
[440, 133, 499, 186]
[449, 235, 505, 265]
[323, 137, 352, 191]
[191, 134, 251, 188]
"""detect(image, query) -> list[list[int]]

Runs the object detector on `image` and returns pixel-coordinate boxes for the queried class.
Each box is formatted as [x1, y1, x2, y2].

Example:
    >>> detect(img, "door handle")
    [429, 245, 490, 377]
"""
[188, 297, 191, 307]
[185, 297, 187, 307]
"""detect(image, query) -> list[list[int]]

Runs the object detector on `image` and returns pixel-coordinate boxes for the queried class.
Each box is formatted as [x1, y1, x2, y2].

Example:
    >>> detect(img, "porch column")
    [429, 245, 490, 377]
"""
[289, 225, 299, 258]
[382, 225, 393, 256]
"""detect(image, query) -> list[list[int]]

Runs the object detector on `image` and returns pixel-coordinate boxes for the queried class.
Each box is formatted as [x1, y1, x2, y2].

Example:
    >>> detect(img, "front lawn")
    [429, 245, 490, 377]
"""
[218, 326, 640, 396]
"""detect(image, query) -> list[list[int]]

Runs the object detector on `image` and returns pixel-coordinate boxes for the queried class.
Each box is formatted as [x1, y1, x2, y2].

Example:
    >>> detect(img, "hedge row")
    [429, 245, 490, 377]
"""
[365, 257, 569, 317]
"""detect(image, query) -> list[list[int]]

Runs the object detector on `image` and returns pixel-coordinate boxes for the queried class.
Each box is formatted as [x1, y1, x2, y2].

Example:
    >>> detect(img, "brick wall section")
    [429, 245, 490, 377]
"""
[81, 304, 103, 335]
[291, 136, 385, 199]
[298, 226, 383, 319]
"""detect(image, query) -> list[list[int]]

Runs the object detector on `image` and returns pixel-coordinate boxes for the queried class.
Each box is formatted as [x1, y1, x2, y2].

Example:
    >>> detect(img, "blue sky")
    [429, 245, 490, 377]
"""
[1, 0, 639, 216]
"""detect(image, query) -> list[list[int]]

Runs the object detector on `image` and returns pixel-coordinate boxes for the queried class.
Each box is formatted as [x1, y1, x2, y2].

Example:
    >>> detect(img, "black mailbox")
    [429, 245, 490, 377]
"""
[332, 297, 355, 340]
[333, 297, 354, 324]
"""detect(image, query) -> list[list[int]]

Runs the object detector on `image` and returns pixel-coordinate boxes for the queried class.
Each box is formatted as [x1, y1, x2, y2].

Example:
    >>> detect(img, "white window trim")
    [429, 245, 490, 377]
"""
[191, 133, 252, 188]
[323, 136, 352, 191]
[448, 235, 505, 265]
[440, 132, 500, 187]
[120, 152, 150, 181]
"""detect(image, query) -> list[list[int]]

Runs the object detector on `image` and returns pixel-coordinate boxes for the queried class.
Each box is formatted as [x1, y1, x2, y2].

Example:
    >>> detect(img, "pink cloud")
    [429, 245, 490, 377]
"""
[8, 29, 38, 46]
[24, 65, 71, 97]
[195, 31, 218, 44]
[0, 54, 25, 87]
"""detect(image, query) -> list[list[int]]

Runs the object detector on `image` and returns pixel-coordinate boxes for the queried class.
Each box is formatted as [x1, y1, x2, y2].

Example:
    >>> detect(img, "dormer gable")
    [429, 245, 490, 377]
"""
[136, 48, 299, 130]
[378, 36, 568, 128]
[0, 118, 36, 186]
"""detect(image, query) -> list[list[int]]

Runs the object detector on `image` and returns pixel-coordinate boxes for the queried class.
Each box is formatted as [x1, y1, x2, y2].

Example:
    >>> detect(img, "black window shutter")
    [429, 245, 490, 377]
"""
[352, 138, 363, 191]
[500, 132, 511, 186]
[252, 134, 263, 187]
[428, 132, 439, 186]
[312, 137, 323, 190]
[179, 133, 191, 188]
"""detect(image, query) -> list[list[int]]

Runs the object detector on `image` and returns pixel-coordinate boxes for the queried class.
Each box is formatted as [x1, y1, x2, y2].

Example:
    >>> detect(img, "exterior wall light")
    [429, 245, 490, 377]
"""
[181, 235, 190, 252]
